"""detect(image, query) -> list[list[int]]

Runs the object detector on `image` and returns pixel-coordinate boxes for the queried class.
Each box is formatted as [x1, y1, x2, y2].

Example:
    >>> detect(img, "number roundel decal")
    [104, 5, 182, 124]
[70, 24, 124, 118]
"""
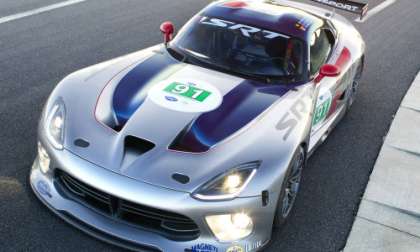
[312, 90, 333, 129]
[148, 79, 223, 113]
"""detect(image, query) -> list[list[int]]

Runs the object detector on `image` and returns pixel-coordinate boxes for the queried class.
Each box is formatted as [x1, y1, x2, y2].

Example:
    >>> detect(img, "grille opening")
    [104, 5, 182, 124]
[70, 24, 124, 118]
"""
[60, 212, 162, 252]
[60, 172, 111, 214]
[125, 136, 155, 155]
[55, 170, 200, 241]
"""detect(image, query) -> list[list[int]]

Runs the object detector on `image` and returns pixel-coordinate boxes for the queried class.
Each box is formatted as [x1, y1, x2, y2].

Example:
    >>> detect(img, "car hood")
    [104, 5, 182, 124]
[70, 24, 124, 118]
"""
[56, 45, 294, 192]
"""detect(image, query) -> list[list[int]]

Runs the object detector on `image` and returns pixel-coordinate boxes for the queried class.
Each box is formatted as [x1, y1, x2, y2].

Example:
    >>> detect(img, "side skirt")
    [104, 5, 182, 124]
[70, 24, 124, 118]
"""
[307, 105, 347, 157]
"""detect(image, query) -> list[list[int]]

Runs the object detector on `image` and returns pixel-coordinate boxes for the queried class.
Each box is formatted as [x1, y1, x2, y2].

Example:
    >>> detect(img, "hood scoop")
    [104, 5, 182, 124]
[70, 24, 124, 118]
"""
[121, 136, 155, 169]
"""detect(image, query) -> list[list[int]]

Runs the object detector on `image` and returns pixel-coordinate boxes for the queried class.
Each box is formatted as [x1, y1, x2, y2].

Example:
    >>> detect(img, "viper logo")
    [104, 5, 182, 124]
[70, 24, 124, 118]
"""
[200, 16, 287, 39]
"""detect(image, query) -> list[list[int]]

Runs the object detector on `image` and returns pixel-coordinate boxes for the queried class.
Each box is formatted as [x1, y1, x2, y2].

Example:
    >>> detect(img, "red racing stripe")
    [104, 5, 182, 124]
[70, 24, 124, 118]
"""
[335, 47, 351, 69]
[327, 91, 343, 117]
[326, 48, 351, 117]
[223, 1, 247, 8]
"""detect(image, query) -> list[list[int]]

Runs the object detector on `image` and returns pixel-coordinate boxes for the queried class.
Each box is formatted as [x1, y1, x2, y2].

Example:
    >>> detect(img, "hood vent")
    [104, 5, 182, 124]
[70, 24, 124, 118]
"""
[125, 135, 155, 155]
[121, 136, 155, 169]
[172, 173, 190, 184]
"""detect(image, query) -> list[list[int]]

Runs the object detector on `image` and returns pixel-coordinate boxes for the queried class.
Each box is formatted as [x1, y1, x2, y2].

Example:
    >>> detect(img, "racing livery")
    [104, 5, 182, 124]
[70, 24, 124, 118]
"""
[30, 0, 366, 251]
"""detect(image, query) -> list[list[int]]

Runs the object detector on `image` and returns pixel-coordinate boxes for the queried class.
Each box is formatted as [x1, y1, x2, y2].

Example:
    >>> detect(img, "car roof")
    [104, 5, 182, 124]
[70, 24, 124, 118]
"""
[202, 0, 324, 40]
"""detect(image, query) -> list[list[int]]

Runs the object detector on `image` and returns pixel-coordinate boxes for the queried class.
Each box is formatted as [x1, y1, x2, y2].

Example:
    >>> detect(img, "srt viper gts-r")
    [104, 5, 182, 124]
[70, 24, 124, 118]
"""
[30, 0, 366, 251]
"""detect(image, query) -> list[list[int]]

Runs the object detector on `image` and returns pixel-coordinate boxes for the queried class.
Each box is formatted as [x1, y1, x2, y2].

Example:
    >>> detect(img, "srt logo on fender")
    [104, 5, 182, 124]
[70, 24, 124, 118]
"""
[200, 16, 287, 39]
[276, 89, 312, 141]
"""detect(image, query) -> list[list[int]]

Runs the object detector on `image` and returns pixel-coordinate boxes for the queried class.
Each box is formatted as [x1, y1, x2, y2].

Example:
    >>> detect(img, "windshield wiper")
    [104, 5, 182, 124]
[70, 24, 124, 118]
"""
[179, 52, 272, 83]
[186, 53, 295, 83]
[167, 46, 214, 68]
[224, 65, 296, 84]
[228, 68, 274, 83]
[168, 47, 294, 84]
[166, 46, 188, 62]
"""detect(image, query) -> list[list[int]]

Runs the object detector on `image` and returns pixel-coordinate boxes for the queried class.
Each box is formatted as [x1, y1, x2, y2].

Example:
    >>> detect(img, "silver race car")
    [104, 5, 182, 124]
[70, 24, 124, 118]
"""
[30, 0, 366, 251]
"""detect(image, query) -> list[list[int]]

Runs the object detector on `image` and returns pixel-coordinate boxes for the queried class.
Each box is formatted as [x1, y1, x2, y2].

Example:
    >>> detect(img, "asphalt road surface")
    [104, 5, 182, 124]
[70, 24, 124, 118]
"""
[1, 0, 419, 251]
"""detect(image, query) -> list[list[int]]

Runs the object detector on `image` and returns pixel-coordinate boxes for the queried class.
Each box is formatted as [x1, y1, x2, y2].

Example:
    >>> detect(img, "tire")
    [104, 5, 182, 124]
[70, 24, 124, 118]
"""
[273, 146, 306, 229]
[347, 58, 364, 109]
[347, 79, 359, 109]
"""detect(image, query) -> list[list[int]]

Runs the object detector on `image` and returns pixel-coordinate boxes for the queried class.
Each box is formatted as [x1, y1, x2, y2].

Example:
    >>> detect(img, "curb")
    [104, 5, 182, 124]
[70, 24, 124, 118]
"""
[344, 71, 420, 252]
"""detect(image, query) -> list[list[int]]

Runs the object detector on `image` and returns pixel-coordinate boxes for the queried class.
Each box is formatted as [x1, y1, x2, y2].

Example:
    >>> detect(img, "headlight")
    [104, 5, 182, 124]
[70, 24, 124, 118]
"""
[37, 142, 50, 174]
[45, 100, 66, 149]
[206, 213, 253, 242]
[193, 161, 260, 200]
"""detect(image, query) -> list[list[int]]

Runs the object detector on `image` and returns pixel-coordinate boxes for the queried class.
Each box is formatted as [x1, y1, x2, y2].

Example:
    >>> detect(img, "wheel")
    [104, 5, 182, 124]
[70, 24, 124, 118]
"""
[273, 146, 305, 228]
[347, 78, 359, 109]
[347, 59, 364, 109]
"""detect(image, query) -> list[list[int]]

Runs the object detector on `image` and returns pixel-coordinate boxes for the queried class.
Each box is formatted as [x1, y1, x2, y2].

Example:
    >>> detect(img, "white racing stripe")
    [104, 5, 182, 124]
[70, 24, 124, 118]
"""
[0, 0, 87, 25]
[355, 0, 396, 23]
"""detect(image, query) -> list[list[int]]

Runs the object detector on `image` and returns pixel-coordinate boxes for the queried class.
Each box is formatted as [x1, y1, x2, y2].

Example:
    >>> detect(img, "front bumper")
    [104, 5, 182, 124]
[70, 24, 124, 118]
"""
[30, 139, 274, 252]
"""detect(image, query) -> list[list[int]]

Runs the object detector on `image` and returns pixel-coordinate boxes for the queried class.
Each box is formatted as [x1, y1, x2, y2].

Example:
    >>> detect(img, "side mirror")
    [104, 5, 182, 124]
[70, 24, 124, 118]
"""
[315, 64, 341, 84]
[160, 21, 174, 45]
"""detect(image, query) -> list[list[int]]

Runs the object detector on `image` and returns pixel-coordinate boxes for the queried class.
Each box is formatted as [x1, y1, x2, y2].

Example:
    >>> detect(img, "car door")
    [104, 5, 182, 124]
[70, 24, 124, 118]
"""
[309, 28, 344, 135]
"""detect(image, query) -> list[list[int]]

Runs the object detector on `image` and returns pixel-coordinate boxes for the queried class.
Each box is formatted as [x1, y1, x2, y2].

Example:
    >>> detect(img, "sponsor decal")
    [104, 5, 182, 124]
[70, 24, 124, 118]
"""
[37, 180, 51, 198]
[148, 79, 222, 113]
[295, 23, 306, 31]
[295, 17, 312, 32]
[245, 241, 263, 252]
[226, 246, 244, 252]
[309, 0, 368, 17]
[313, 0, 359, 11]
[186, 243, 218, 252]
[199, 16, 288, 40]
[165, 96, 178, 102]
[312, 90, 333, 129]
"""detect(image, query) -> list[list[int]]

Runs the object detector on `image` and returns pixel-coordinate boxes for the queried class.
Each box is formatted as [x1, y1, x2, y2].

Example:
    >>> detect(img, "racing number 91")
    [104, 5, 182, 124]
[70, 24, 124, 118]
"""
[312, 98, 331, 126]
[164, 82, 211, 102]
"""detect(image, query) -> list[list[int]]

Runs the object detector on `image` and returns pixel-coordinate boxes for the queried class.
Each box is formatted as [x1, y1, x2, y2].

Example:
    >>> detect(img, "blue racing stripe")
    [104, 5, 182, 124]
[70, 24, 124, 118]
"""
[112, 53, 178, 127]
[169, 80, 293, 152]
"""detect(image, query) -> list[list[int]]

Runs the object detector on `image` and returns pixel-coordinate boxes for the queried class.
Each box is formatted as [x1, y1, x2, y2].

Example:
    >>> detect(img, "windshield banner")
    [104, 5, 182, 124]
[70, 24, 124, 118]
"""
[309, 0, 368, 18]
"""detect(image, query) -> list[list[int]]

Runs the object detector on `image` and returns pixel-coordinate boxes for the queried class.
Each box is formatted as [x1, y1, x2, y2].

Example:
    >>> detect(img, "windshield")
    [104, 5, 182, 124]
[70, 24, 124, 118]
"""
[169, 16, 306, 83]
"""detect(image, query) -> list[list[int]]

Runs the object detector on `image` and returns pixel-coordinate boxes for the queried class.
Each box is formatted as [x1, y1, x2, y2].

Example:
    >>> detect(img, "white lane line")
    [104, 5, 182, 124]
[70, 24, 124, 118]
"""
[0, 0, 87, 25]
[355, 0, 396, 23]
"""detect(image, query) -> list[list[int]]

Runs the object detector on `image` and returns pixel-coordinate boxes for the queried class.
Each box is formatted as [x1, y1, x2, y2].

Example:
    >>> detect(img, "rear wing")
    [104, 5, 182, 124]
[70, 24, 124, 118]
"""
[309, 0, 369, 19]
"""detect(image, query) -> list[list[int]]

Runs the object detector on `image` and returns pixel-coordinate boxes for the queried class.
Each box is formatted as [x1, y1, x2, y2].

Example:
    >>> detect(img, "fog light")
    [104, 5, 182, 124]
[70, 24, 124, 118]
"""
[37, 142, 50, 174]
[205, 213, 253, 242]
[232, 213, 252, 229]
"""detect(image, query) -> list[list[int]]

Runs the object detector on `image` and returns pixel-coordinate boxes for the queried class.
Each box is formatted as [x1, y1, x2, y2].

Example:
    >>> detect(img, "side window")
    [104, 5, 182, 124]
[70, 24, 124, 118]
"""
[310, 29, 334, 76]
